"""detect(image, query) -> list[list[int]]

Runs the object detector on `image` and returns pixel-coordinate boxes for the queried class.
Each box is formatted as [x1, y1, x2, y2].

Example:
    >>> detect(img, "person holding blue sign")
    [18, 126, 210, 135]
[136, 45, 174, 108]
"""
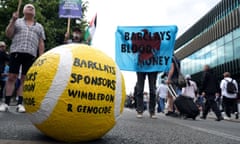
[115, 26, 178, 119]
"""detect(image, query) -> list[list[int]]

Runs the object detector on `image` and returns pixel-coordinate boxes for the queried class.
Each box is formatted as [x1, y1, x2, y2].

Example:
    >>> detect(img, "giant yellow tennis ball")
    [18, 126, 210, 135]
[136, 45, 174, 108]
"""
[23, 44, 126, 142]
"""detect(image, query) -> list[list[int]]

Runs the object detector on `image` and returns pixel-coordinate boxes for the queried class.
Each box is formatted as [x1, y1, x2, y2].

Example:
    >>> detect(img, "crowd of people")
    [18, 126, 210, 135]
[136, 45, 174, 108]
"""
[126, 60, 239, 121]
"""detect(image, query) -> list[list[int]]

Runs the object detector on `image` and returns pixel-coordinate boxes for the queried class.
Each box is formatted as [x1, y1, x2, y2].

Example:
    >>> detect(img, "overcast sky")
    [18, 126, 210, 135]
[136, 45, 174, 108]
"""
[84, 0, 221, 94]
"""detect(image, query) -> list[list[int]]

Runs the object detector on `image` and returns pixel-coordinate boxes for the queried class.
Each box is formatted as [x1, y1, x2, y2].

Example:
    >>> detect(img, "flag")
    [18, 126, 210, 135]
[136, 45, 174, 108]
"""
[84, 14, 97, 45]
[115, 25, 178, 72]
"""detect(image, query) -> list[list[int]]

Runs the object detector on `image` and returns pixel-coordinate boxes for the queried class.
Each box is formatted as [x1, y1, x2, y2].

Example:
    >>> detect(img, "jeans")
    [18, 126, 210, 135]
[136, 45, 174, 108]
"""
[157, 98, 165, 113]
[135, 72, 158, 114]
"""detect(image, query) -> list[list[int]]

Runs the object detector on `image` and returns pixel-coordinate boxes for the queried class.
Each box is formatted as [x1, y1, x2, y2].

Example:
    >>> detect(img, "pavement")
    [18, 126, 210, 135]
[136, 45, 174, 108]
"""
[0, 104, 239, 144]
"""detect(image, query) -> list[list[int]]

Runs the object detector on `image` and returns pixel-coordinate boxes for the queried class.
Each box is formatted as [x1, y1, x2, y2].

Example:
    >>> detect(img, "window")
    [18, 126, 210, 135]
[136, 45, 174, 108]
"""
[217, 46, 225, 65]
[233, 28, 240, 39]
[233, 37, 240, 59]
[224, 41, 233, 62]
[224, 32, 233, 43]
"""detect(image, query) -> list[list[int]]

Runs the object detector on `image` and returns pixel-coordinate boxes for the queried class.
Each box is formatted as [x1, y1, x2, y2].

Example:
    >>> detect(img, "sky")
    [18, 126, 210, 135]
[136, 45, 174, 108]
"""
[84, 0, 221, 94]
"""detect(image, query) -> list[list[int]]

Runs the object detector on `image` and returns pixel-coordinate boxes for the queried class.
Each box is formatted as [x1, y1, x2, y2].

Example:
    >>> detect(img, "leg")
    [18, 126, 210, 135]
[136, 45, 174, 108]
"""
[223, 96, 231, 118]
[209, 96, 222, 120]
[160, 98, 165, 113]
[148, 72, 158, 115]
[202, 97, 211, 118]
[135, 72, 146, 114]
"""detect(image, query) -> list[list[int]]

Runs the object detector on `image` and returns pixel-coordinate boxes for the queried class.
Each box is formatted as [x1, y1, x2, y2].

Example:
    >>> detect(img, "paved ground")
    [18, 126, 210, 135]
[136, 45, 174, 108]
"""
[0, 106, 239, 144]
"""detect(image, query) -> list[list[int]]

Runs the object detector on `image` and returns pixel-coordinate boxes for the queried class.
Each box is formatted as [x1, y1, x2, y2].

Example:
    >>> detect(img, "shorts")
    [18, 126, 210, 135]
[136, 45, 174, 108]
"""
[9, 52, 35, 75]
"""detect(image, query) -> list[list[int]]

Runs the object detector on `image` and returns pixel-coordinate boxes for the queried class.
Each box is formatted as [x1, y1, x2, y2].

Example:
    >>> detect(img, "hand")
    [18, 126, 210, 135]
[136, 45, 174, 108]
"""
[12, 12, 19, 21]
[166, 79, 171, 85]
[65, 32, 69, 39]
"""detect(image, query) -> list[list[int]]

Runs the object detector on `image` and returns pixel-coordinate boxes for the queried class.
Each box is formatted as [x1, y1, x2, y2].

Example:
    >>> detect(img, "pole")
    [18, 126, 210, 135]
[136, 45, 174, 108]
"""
[17, 0, 22, 13]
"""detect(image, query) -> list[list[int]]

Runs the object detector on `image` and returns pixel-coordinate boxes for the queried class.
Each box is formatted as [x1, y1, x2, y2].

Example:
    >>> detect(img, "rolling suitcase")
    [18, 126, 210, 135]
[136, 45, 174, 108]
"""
[167, 84, 200, 120]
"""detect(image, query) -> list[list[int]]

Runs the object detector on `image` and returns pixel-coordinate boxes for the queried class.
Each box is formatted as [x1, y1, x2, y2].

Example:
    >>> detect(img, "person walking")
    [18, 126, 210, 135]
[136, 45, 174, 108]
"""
[156, 80, 168, 113]
[220, 72, 238, 120]
[0, 3, 45, 112]
[200, 65, 223, 121]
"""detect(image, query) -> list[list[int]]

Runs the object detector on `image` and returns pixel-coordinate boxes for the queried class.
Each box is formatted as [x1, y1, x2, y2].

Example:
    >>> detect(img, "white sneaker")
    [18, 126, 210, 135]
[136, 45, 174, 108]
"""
[223, 116, 231, 120]
[0, 103, 9, 112]
[136, 112, 143, 118]
[150, 113, 157, 119]
[16, 104, 26, 113]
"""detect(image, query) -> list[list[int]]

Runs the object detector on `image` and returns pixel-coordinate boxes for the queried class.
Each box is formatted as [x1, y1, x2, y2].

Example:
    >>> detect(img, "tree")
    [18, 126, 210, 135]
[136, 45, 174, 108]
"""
[0, 0, 89, 52]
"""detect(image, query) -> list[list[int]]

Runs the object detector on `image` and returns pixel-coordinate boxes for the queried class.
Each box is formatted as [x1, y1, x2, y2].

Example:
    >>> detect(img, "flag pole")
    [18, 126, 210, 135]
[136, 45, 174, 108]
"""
[67, 18, 71, 34]
[17, 0, 22, 13]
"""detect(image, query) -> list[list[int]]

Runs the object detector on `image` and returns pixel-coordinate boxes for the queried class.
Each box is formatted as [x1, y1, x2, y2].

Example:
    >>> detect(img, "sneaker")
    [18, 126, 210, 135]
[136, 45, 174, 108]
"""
[0, 103, 9, 112]
[150, 113, 157, 119]
[165, 111, 173, 116]
[136, 112, 143, 118]
[216, 116, 224, 121]
[235, 113, 239, 119]
[16, 104, 26, 113]
[223, 116, 230, 120]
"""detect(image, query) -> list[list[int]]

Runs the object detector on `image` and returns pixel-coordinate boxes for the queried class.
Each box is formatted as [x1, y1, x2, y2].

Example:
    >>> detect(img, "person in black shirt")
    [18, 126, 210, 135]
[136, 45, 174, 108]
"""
[200, 65, 223, 121]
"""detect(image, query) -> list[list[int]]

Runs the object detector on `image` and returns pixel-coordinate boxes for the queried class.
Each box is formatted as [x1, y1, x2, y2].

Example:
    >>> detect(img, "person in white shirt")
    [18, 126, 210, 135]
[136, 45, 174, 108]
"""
[156, 80, 168, 113]
[182, 74, 198, 100]
[220, 72, 238, 120]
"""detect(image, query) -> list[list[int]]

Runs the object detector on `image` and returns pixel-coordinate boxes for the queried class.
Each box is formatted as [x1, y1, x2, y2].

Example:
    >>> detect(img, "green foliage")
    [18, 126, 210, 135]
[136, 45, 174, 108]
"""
[0, 0, 89, 51]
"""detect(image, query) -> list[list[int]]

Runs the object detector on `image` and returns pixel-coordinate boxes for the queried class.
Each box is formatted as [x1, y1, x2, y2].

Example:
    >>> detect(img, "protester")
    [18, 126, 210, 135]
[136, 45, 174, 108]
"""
[200, 65, 223, 121]
[165, 55, 180, 117]
[0, 3, 45, 112]
[64, 27, 83, 44]
[0, 41, 9, 100]
[156, 80, 168, 113]
[220, 72, 238, 120]
[135, 72, 158, 119]
[181, 74, 198, 99]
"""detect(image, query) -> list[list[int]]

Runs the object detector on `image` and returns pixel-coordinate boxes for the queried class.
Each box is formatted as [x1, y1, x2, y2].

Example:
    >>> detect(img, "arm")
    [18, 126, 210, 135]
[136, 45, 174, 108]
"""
[166, 63, 175, 84]
[38, 38, 45, 56]
[5, 12, 19, 38]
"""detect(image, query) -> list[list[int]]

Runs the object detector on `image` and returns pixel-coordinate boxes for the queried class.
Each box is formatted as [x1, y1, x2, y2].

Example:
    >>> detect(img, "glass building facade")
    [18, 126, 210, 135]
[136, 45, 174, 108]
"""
[175, 0, 240, 84]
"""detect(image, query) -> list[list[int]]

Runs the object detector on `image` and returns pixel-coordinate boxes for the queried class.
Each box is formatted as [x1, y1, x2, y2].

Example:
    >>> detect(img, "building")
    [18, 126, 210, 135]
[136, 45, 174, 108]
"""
[175, 0, 240, 85]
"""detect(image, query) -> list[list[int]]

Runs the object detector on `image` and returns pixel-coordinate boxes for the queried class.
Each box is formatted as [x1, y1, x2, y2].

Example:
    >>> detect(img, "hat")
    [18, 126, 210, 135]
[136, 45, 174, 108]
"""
[185, 74, 191, 79]
[0, 41, 6, 46]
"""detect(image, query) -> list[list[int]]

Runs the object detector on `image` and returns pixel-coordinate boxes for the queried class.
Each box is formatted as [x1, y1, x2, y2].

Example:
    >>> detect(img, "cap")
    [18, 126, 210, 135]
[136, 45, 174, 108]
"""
[0, 41, 6, 46]
[185, 74, 191, 79]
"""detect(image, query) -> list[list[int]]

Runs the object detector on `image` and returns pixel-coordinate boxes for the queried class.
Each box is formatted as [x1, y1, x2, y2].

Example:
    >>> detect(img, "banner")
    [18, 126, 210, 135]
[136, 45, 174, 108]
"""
[115, 26, 178, 72]
[59, 0, 82, 18]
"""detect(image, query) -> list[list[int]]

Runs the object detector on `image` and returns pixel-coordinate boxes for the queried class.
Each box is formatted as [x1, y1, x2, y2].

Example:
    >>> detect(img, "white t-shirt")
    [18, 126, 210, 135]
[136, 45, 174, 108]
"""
[182, 80, 198, 99]
[220, 77, 238, 99]
[156, 83, 168, 99]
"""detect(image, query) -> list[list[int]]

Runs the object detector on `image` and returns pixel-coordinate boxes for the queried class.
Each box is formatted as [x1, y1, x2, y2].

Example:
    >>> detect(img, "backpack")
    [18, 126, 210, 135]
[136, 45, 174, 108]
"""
[225, 79, 237, 94]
